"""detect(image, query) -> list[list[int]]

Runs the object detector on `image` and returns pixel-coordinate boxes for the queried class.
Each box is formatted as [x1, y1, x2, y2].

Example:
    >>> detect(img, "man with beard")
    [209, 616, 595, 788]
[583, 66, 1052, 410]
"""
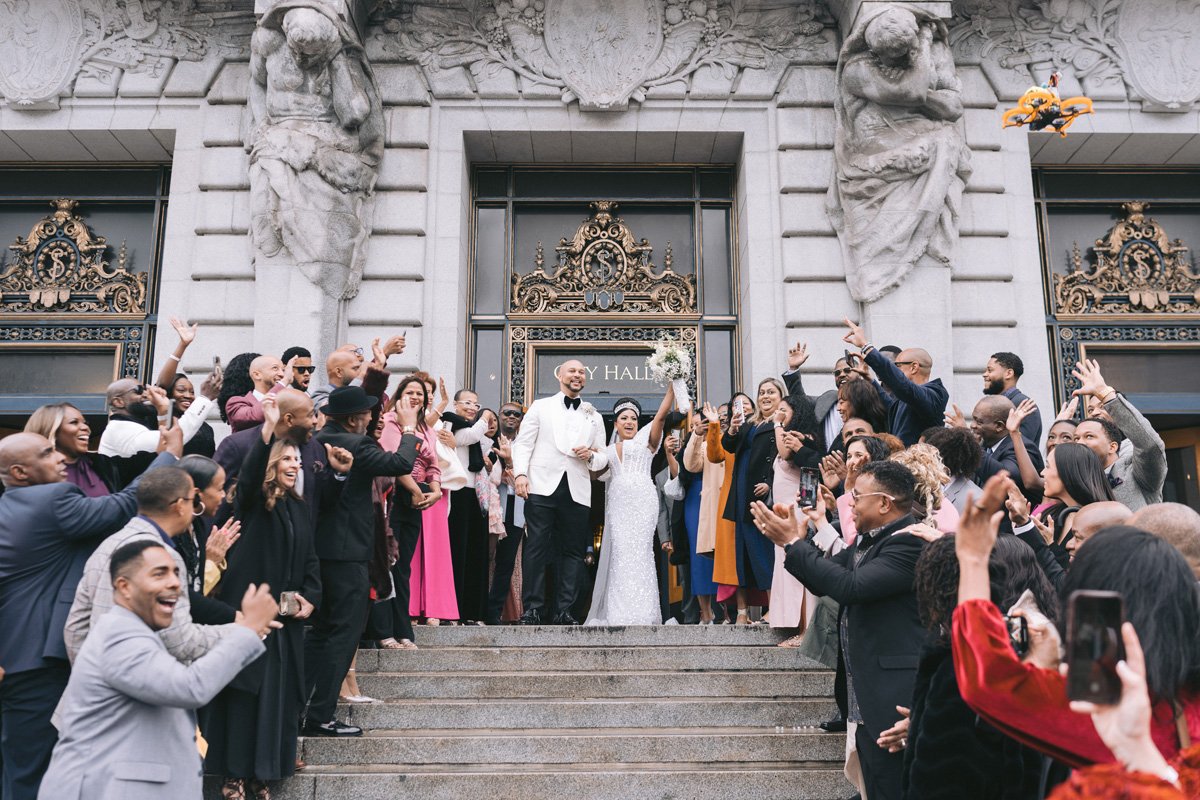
[283, 346, 315, 392]
[98, 377, 217, 458]
[981, 352, 1040, 446]
[213, 388, 353, 526]
[485, 402, 525, 625]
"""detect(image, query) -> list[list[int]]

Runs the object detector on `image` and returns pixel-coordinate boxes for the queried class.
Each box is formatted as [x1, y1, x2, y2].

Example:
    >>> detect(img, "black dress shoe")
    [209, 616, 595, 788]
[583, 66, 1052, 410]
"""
[484, 618, 503, 626]
[553, 612, 581, 626]
[303, 718, 363, 737]
[517, 612, 541, 626]
[819, 714, 847, 733]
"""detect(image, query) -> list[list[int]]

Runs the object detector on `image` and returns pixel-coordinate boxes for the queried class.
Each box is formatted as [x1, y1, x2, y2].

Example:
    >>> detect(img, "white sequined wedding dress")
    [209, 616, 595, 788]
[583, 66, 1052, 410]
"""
[585, 424, 662, 626]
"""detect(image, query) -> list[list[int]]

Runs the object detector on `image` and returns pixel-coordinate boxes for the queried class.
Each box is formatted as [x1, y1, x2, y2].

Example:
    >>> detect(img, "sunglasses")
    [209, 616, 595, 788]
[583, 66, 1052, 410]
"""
[500, 409, 523, 417]
[118, 384, 147, 397]
[293, 365, 316, 374]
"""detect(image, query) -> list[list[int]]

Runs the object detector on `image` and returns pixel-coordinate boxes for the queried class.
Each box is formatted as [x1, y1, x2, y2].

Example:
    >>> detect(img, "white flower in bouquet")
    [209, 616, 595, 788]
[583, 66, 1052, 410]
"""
[646, 336, 692, 412]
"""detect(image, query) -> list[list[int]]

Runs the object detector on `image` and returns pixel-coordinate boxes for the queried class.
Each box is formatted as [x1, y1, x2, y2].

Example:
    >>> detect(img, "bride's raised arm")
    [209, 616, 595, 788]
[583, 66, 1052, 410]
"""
[648, 382, 676, 452]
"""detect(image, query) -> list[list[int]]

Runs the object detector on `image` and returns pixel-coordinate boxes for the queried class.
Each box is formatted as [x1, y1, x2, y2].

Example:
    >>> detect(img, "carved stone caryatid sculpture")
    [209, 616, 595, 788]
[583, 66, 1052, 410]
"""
[248, 1, 383, 300]
[826, 3, 972, 303]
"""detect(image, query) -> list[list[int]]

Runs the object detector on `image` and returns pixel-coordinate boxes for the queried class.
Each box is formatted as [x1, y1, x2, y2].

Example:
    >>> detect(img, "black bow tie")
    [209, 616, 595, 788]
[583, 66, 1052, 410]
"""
[564, 396, 580, 411]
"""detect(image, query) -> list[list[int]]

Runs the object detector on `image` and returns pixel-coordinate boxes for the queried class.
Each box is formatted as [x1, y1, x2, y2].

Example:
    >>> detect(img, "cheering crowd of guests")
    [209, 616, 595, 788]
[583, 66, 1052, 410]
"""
[0, 310, 1198, 800]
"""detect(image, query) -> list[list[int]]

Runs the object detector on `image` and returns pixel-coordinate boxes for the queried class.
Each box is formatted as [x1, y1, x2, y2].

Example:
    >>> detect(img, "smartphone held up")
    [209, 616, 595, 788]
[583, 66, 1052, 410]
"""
[1065, 590, 1126, 705]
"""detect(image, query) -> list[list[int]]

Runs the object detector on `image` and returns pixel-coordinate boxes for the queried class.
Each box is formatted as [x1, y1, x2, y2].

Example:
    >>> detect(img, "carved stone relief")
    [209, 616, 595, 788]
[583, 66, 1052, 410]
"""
[371, 0, 828, 109]
[0, 0, 252, 108]
[948, 0, 1200, 111]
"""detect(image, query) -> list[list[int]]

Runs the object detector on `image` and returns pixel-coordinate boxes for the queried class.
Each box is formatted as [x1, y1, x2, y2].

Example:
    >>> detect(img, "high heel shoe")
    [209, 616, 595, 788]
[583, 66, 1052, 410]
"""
[221, 778, 246, 800]
[735, 610, 750, 625]
[247, 778, 270, 800]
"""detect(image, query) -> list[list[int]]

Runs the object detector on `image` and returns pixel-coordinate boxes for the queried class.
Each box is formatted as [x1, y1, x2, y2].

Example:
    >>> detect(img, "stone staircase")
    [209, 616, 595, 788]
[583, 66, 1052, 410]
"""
[219, 626, 853, 799]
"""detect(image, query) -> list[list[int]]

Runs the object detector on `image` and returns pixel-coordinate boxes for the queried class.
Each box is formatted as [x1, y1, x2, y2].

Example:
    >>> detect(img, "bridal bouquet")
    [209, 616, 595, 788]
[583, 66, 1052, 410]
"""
[646, 336, 692, 413]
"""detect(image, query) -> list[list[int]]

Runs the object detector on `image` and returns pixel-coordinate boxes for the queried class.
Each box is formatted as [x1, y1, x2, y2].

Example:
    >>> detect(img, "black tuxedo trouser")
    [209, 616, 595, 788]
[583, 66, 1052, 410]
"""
[522, 475, 589, 620]
[856, 722, 905, 800]
[448, 486, 490, 622]
[488, 521, 523, 622]
[389, 503, 422, 642]
[0, 661, 69, 800]
[304, 559, 369, 723]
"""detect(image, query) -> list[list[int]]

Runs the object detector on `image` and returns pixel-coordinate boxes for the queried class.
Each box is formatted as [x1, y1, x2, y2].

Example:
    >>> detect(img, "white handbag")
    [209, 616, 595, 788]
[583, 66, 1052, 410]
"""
[435, 421, 470, 491]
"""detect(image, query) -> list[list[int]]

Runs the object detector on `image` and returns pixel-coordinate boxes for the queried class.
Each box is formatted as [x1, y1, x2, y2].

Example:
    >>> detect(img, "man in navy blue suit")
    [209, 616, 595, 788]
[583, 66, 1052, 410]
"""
[0, 429, 179, 800]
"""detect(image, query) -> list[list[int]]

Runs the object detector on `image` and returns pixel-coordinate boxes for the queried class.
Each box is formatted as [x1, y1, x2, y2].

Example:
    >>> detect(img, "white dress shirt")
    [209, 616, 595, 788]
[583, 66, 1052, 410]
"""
[97, 396, 215, 457]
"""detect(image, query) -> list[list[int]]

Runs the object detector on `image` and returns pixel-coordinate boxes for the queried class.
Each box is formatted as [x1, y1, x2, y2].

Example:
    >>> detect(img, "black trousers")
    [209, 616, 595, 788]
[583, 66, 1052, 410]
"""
[304, 559, 369, 723]
[448, 486, 490, 622]
[487, 521, 523, 622]
[0, 662, 70, 800]
[855, 722, 905, 800]
[522, 475, 590, 620]
[388, 503, 422, 641]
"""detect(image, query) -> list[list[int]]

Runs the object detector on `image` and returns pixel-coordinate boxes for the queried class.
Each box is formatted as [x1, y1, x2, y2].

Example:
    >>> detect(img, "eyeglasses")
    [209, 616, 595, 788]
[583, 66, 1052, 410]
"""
[500, 409, 523, 417]
[349, 347, 364, 356]
[850, 490, 895, 504]
[459, 400, 480, 408]
[833, 368, 854, 377]
[893, 361, 928, 369]
[294, 365, 316, 374]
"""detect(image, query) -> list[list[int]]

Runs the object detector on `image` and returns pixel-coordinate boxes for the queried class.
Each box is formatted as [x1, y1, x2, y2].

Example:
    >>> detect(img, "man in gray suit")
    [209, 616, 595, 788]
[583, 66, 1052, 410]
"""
[1071, 359, 1167, 511]
[38, 540, 275, 800]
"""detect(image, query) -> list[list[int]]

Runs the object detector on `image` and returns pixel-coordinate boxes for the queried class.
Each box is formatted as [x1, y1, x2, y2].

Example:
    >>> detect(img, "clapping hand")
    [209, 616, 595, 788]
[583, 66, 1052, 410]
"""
[750, 500, 801, 547]
[206, 519, 241, 563]
[842, 317, 868, 350]
[820, 451, 847, 490]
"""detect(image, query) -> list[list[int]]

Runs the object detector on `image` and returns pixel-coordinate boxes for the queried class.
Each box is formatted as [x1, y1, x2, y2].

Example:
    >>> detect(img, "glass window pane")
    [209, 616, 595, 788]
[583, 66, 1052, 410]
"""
[473, 206, 507, 314]
[699, 171, 731, 198]
[701, 206, 732, 315]
[475, 169, 508, 198]
[613, 205, 694, 275]
[472, 328, 505, 412]
[0, 168, 165, 197]
[512, 204, 592, 277]
[513, 169, 694, 199]
[1084, 348, 1200, 395]
[1043, 206, 1200, 284]
[0, 349, 117, 394]
[703, 328, 733, 407]
[1041, 171, 1200, 201]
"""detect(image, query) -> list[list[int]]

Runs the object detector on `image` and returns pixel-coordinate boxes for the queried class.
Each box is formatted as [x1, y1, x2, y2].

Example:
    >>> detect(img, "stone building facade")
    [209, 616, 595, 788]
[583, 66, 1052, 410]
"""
[0, 0, 1197, 501]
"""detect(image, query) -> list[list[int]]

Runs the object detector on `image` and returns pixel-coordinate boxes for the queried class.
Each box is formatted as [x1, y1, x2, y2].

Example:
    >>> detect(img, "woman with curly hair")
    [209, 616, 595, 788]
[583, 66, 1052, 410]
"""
[218, 352, 261, 424]
[203, 395, 321, 800]
[923, 426, 983, 515]
[890, 443, 959, 532]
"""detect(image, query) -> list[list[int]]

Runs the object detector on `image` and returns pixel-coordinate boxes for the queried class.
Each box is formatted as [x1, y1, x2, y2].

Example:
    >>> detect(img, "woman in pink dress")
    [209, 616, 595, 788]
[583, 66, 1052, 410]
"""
[381, 376, 459, 629]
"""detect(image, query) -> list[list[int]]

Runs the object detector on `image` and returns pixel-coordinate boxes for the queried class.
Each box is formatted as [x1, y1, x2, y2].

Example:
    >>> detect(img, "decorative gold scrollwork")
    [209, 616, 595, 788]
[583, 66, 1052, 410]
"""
[510, 200, 698, 315]
[1053, 201, 1200, 316]
[0, 198, 148, 314]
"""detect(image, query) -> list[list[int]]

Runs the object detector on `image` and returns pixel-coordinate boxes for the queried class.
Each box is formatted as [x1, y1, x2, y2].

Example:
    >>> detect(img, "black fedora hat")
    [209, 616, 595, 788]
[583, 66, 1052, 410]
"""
[324, 385, 380, 417]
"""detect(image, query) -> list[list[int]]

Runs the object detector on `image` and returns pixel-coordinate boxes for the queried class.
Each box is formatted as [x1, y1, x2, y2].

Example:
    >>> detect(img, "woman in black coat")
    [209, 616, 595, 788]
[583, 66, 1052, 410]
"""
[202, 396, 322, 800]
[899, 534, 1057, 800]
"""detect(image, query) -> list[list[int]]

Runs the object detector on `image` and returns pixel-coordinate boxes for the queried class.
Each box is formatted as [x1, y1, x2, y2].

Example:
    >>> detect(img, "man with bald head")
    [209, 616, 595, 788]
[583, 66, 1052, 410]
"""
[0, 431, 180, 800]
[98, 373, 219, 458]
[968, 395, 1044, 497]
[1128, 503, 1200, 580]
[843, 319, 949, 446]
[213, 388, 351, 526]
[511, 359, 609, 624]
[1065, 501, 1133, 561]
[310, 335, 405, 413]
[224, 354, 293, 432]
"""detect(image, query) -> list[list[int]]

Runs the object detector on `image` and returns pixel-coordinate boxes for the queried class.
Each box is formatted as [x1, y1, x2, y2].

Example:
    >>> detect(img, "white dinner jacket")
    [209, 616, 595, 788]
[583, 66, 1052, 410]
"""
[511, 392, 609, 507]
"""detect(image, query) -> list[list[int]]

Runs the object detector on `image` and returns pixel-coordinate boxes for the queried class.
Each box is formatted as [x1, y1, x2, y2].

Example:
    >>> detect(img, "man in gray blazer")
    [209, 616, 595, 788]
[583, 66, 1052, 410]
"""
[1071, 359, 1167, 511]
[38, 540, 274, 800]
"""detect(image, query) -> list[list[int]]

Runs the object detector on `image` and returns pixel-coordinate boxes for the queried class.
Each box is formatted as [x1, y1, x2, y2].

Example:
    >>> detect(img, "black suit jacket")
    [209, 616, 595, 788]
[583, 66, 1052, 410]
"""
[783, 513, 925, 736]
[214, 424, 341, 528]
[1006, 388, 1042, 448]
[976, 434, 1044, 499]
[313, 420, 421, 562]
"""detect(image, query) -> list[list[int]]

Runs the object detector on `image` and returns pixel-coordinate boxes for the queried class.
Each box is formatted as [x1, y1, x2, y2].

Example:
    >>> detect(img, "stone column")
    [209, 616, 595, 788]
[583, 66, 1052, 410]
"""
[825, 0, 967, 375]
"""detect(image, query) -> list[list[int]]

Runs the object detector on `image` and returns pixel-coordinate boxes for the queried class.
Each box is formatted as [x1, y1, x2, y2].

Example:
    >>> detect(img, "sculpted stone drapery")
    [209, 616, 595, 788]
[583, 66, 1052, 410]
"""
[826, 3, 972, 304]
[248, 0, 384, 301]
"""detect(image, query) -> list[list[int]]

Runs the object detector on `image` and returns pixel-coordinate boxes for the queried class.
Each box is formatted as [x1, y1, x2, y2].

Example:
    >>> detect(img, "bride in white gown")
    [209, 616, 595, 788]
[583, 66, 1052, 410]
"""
[585, 384, 676, 626]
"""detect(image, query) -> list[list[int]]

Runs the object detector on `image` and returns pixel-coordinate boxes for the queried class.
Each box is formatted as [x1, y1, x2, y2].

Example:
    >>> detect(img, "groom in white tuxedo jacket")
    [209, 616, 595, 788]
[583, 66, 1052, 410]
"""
[511, 360, 608, 624]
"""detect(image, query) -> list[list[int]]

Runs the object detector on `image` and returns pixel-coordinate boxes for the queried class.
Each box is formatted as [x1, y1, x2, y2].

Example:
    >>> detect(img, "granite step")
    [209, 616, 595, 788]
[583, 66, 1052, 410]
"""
[392, 624, 789, 648]
[359, 644, 818, 672]
[356, 668, 833, 700]
[342, 696, 837, 730]
[207, 762, 855, 800]
[300, 726, 845, 766]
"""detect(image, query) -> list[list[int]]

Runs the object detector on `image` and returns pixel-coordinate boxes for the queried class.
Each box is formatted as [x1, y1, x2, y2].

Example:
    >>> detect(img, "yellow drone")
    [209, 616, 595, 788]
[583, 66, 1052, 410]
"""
[1002, 74, 1093, 137]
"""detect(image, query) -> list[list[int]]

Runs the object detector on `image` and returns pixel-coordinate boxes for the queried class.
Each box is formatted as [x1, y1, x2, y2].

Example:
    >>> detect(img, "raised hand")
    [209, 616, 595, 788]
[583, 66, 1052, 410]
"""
[395, 395, 419, 428]
[159, 422, 184, 457]
[787, 342, 810, 370]
[170, 317, 197, 345]
[956, 472, 1013, 563]
[799, 483, 829, 526]
[281, 356, 297, 389]
[1005, 482, 1031, 527]
[324, 442, 354, 474]
[702, 402, 719, 425]
[371, 337, 387, 370]
[199, 369, 222, 401]
[1055, 396, 1080, 422]
[1071, 359, 1111, 399]
[944, 403, 968, 429]
[383, 334, 406, 358]
[147, 384, 171, 415]
[1006, 398, 1037, 436]
[438, 377, 449, 404]
[842, 317, 868, 349]
[260, 393, 280, 436]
